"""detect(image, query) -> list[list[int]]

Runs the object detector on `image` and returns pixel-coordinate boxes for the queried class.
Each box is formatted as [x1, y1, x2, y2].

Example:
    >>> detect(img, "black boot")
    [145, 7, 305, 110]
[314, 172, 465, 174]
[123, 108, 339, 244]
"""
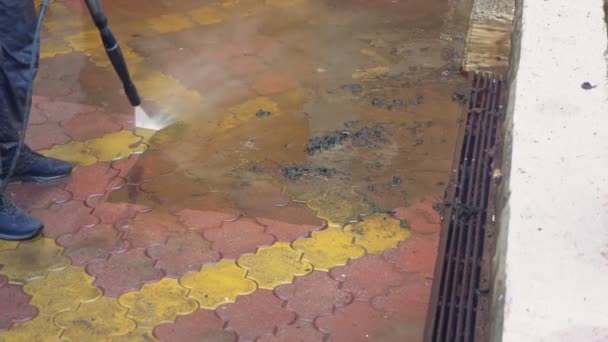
[0, 193, 42, 240]
[2, 145, 72, 183]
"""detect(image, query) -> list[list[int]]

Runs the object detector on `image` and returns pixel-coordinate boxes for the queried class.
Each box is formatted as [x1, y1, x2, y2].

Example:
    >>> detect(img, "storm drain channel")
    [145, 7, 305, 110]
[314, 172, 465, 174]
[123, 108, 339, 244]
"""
[424, 72, 506, 342]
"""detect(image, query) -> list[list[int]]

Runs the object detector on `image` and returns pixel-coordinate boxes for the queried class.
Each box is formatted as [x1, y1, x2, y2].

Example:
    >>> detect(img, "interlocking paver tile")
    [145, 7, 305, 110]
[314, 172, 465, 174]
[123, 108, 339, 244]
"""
[180, 259, 257, 309]
[383, 234, 439, 275]
[344, 213, 411, 254]
[85, 130, 148, 161]
[112, 150, 177, 184]
[87, 248, 164, 297]
[217, 289, 296, 341]
[31, 200, 99, 239]
[371, 273, 432, 320]
[25, 121, 72, 151]
[238, 242, 312, 289]
[257, 320, 326, 342]
[292, 227, 365, 271]
[228, 55, 267, 77]
[275, 271, 352, 321]
[122, 210, 188, 248]
[63, 162, 120, 200]
[110, 328, 158, 342]
[189, 6, 226, 26]
[8, 182, 72, 210]
[119, 278, 198, 328]
[258, 217, 324, 242]
[57, 224, 128, 266]
[0, 283, 37, 330]
[61, 111, 123, 140]
[39, 141, 98, 168]
[0, 238, 69, 283]
[149, 13, 195, 33]
[23, 265, 102, 315]
[55, 297, 137, 340]
[393, 200, 441, 234]
[0, 314, 61, 341]
[176, 208, 239, 232]
[37, 98, 97, 123]
[204, 218, 275, 259]
[147, 232, 220, 278]
[316, 301, 396, 341]
[251, 71, 297, 95]
[154, 309, 235, 342]
[0, 240, 17, 252]
[93, 202, 151, 225]
[305, 188, 372, 227]
[330, 254, 406, 300]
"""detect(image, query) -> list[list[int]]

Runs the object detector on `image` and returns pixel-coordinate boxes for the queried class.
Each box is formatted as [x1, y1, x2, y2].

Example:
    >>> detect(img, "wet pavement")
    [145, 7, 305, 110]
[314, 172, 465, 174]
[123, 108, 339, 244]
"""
[0, 0, 472, 340]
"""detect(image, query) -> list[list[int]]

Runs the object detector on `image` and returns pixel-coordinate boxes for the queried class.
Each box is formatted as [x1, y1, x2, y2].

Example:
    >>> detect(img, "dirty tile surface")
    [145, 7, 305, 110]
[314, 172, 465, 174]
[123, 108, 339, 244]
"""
[0, 0, 471, 340]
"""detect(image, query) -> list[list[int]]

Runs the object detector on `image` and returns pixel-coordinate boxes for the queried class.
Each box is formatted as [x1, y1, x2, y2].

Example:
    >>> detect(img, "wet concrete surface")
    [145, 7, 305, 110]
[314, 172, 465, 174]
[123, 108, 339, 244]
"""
[1, 0, 473, 340]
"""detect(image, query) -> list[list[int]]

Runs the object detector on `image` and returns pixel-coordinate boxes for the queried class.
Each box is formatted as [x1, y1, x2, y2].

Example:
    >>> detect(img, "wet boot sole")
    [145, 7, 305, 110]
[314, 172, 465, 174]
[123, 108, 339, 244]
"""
[11, 173, 71, 184]
[0, 228, 42, 241]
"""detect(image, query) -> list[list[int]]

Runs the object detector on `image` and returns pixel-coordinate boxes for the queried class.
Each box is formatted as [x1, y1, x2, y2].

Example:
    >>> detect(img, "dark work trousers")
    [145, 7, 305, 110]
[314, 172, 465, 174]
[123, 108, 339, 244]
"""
[0, 1, 38, 181]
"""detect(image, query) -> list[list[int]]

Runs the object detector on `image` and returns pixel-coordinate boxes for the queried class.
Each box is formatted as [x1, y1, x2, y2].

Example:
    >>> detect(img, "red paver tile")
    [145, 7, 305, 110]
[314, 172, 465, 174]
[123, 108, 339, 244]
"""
[383, 234, 439, 275]
[0, 283, 38, 330]
[92, 202, 150, 225]
[0, 275, 6, 288]
[61, 111, 123, 140]
[258, 217, 324, 242]
[237, 35, 281, 57]
[146, 232, 220, 278]
[25, 121, 71, 151]
[29, 103, 48, 125]
[57, 224, 128, 266]
[122, 210, 188, 249]
[217, 289, 295, 341]
[86, 248, 164, 297]
[252, 72, 298, 95]
[228, 56, 267, 77]
[64, 162, 119, 200]
[275, 271, 352, 321]
[393, 201, 441, 234]
[176, 209, 239, 232]
[112, 150, 177, 185]
[37, 98, 98, 123]
[31, 200, 100, 239]
[315, 301, 393, 341]
[371, 273, 432, 320]
[8, 182, 72, 210]
[200, 44, 241, 63]
[32, 77, 72, 99]
[330, 254, 406, 300]
[209, 81, 256, 108]
[258, 320, 325, 342]
[153, 309, 235, 342]
[203, 218, 275, 259]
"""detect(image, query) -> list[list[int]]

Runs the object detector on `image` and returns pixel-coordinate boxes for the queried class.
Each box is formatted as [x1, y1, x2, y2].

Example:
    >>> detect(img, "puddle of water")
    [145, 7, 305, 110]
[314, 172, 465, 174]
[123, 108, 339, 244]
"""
[37, 0, 472, 216]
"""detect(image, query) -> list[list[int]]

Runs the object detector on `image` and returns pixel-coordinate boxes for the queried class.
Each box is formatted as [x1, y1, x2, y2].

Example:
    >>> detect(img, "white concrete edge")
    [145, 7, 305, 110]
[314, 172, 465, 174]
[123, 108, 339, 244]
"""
[499, 0, 608, 341]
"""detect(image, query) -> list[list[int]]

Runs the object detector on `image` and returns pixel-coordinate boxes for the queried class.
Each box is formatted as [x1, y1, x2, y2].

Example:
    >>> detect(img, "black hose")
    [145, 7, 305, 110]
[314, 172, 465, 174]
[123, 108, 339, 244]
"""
[0, 0, 50, 193]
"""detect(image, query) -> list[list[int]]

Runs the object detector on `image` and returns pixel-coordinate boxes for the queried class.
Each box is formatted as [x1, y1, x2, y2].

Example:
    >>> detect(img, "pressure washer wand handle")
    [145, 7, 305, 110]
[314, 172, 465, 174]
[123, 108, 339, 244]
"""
[84, 0, 141, 107]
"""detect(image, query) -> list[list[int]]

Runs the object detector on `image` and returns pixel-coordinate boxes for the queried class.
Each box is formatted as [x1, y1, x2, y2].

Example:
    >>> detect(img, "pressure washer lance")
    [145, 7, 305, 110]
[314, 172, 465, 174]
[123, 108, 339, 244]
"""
[0, 0, 143, 193]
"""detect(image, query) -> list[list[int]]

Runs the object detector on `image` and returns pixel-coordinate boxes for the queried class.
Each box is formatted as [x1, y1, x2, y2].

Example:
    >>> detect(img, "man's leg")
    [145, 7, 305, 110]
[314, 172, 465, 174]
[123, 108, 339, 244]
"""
[0, 1, 70, 240]
[0, 1, 72, 184]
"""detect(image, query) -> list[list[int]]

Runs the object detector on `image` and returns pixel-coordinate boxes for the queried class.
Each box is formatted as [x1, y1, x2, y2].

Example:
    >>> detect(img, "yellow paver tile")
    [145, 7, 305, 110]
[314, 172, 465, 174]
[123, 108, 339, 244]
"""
[0, 238, 69, 283]
[85, 130, 148, 161]
[149, 13, 195, 33]
[110, 328, 158, 342]
[118, 278, 198, 328]
[0, 240, 18, 252]
[24, 266, 102, 314]
[180, 259, 257, 309]
[292, 227, 365, 271]
[39, 141, 98, 168]
[0, 314, 62, 342]
[189, 6, 226, 25]
[55, 297, 137, 340]
[344, 213, 412, 254]
[306, 188, 372, 227]
[237, 242, 312, 289]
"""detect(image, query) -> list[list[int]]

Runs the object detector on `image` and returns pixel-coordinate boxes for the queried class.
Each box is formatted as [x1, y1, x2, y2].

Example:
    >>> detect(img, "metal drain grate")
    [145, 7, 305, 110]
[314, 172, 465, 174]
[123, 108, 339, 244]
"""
[424, 72, 506, 342]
